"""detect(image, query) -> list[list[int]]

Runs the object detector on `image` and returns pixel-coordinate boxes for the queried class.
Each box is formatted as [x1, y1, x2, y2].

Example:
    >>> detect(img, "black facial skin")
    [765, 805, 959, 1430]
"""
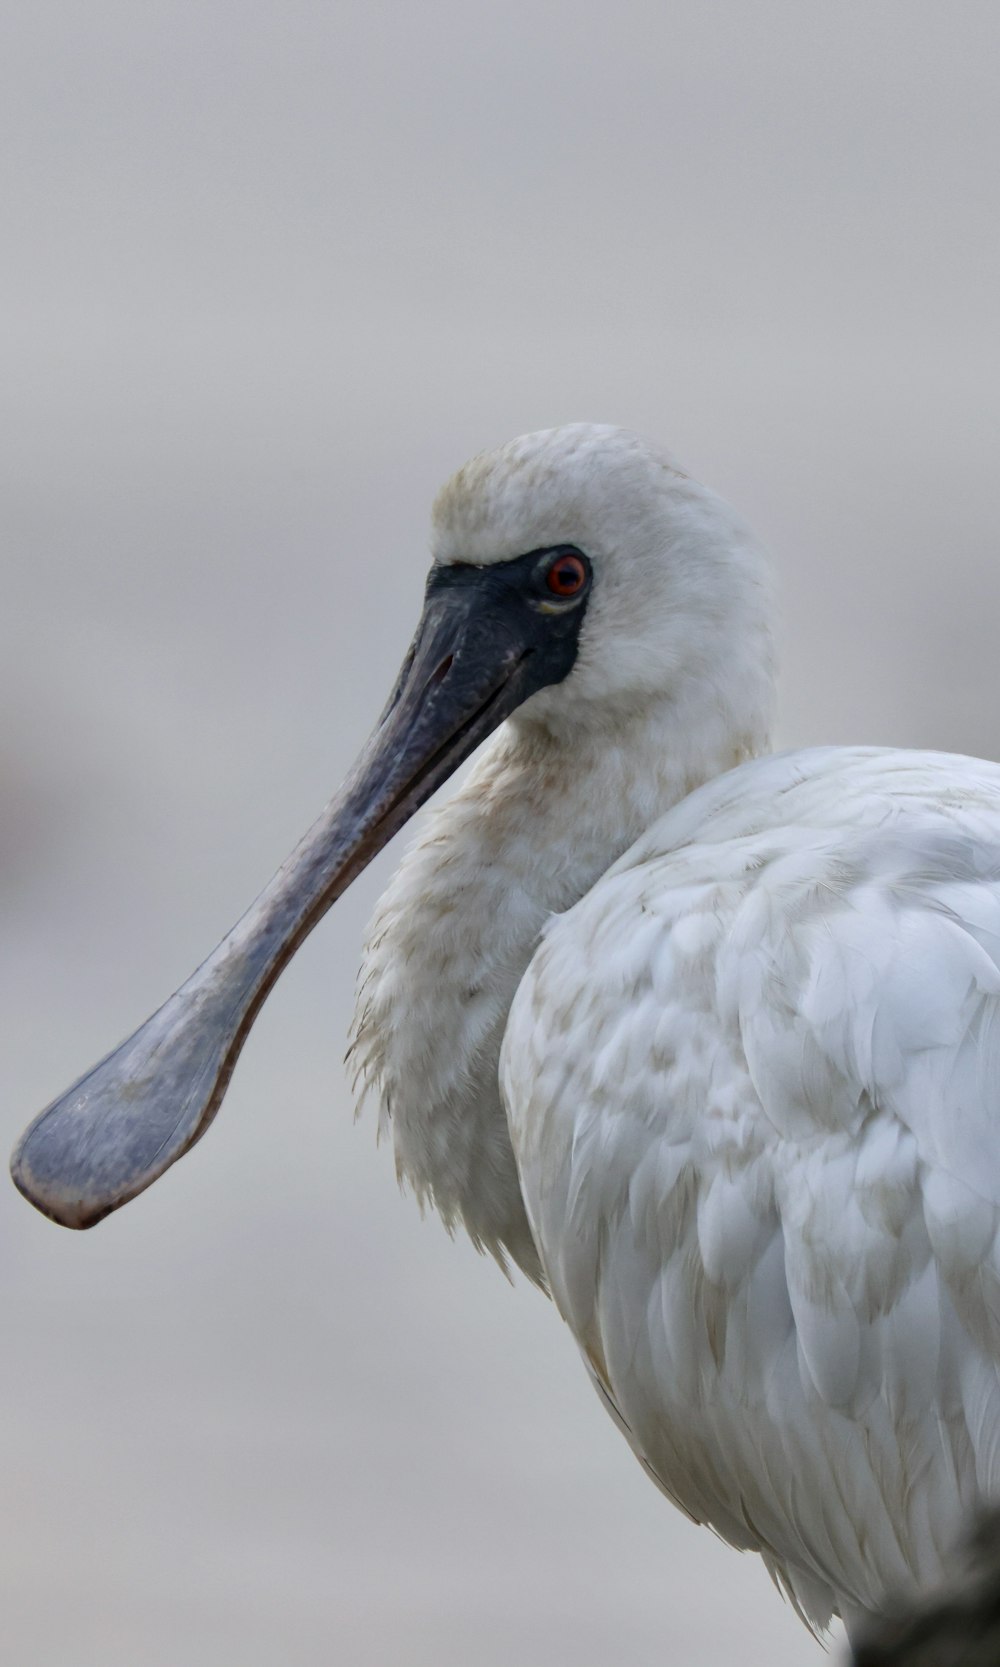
[383, 544, 592, 721]
[11, 546, 592, 1231]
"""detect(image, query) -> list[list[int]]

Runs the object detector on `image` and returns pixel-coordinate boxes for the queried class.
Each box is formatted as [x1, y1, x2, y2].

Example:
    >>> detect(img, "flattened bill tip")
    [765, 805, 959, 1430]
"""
[10, 1143, 113, 1230]
[9, 983, 241, 1230]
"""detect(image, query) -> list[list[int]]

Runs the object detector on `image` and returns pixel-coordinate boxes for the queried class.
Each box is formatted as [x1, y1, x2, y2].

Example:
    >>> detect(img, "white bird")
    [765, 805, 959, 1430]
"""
[14, 423, 1000, 1644]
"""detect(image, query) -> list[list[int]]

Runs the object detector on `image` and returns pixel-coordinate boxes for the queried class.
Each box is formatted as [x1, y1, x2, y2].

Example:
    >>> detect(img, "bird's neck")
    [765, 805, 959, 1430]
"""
[350, 693, 769, 1282]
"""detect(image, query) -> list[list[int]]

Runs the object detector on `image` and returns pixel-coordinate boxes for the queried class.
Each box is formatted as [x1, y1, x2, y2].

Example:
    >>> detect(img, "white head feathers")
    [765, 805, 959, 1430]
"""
[432, 423, 776, 746]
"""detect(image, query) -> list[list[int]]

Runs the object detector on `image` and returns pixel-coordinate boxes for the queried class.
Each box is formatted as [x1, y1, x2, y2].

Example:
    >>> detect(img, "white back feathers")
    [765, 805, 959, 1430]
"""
[18, 421, 1000, 1645]
[352, 424, 1000, 1640]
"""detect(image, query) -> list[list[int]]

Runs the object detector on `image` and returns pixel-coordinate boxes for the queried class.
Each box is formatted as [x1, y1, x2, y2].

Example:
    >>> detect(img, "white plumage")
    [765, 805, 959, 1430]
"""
[506, 746, 1000, 1633]
[349, 426, 1000, 1640]
[17, 422, 1000, 1645]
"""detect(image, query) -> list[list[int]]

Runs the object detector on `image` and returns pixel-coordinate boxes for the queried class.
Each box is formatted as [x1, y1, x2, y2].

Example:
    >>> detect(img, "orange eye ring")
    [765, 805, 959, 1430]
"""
[545, 552, 588, 597]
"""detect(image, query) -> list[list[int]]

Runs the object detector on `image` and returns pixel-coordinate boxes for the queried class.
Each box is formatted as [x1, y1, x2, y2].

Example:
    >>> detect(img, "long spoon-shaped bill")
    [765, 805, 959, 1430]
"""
[12, 561, 581, 1229]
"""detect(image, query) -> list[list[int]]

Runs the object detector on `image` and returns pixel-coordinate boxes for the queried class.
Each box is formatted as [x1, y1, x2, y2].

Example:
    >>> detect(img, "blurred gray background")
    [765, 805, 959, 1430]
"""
[2, 3, 998, 1663]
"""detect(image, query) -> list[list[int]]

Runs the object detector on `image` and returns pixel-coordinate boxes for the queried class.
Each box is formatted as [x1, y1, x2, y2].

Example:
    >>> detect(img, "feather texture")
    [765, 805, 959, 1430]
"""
[346, 426, 1000, 1640]
[504, 747, 1000, 1629]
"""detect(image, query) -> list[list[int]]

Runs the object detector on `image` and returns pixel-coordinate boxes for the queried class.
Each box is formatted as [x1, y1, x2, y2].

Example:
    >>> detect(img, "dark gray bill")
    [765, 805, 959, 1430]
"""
[11, 551, 589, 1228]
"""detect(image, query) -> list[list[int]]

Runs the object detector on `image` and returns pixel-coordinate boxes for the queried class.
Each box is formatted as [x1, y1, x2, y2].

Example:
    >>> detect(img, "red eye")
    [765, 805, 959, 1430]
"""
[545, 553, 588, 597]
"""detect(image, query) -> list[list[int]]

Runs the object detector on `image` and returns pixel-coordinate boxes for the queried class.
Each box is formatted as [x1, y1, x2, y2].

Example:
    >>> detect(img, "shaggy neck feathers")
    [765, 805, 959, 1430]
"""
[349, 673, 772, 1281]
[349, 428, 776, 1278]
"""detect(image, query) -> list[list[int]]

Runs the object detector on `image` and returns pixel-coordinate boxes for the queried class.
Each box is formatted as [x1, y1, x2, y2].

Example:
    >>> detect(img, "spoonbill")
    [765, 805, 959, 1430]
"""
[13, 423, 1000, 1641]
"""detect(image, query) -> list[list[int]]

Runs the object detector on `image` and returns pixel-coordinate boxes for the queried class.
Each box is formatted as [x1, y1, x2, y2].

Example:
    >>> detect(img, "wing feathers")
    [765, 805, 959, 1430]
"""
[502, 748, 1000, 1623]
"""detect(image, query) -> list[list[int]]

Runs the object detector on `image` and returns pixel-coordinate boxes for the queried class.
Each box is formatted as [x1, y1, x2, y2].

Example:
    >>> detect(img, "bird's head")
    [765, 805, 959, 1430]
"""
[11, 423, 774, 1230]
[430, 422, 774, 744]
